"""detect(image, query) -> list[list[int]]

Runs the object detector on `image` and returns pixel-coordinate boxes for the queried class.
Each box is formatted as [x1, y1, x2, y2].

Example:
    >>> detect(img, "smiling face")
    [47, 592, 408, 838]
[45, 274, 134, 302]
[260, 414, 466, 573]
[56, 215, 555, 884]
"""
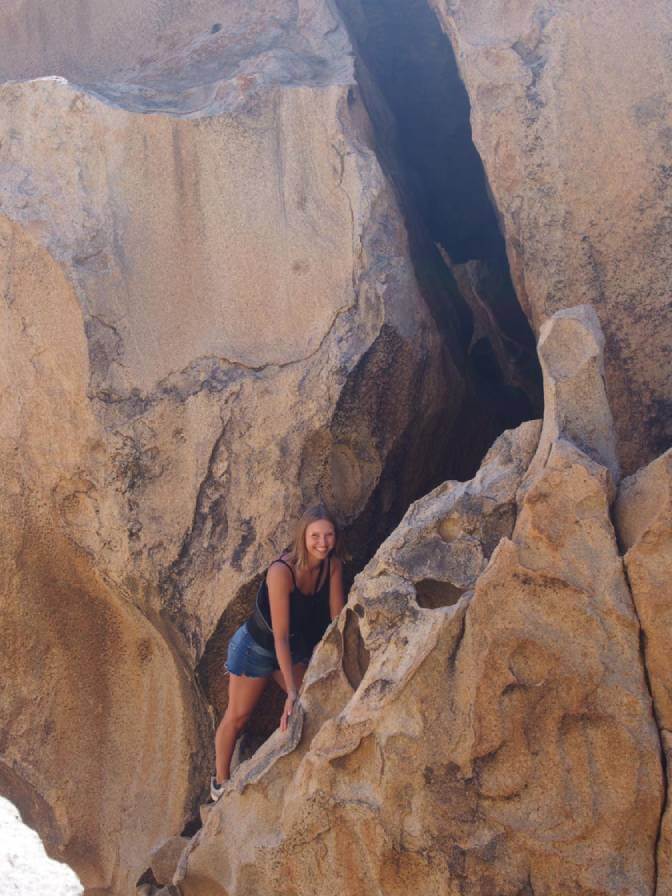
[305, 519, 336, 565]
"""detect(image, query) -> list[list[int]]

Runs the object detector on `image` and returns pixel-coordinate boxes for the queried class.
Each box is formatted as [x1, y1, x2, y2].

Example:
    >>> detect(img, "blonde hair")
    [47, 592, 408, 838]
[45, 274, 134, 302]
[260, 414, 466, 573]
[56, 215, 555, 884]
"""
[286, 504, 343, 569]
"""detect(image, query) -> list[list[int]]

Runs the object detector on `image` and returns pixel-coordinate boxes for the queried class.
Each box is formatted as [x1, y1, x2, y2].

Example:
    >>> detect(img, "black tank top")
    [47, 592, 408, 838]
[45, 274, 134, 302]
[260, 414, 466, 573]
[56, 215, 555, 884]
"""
[246, 556, 331, 657]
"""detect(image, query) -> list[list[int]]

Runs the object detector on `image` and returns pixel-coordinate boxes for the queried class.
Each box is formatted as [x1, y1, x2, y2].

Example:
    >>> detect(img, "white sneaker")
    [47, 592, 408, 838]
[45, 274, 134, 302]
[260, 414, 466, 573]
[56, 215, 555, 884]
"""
[210, 776, 224, 802]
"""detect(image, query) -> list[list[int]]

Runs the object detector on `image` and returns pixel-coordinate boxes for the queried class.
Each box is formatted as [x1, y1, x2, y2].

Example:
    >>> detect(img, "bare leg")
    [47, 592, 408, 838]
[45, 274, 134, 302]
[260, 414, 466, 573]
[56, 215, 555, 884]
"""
[272, 662, 307, 694]
[215, 673, 269, 783]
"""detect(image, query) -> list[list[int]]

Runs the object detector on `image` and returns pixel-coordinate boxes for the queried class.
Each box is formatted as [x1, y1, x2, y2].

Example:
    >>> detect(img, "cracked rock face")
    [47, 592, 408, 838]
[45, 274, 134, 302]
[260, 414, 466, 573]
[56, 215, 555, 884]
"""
[430, 0, 672, 474]
[2, 1, 670, 893]
[616, 450, 672, 895]
[176, 306, 664, 895]
[0, 2, 462, 892]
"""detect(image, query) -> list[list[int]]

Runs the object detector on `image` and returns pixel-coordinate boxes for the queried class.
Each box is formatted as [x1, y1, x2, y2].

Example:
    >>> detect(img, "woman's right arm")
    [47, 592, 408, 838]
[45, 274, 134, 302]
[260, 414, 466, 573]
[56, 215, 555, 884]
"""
[267, 563, 297, 732]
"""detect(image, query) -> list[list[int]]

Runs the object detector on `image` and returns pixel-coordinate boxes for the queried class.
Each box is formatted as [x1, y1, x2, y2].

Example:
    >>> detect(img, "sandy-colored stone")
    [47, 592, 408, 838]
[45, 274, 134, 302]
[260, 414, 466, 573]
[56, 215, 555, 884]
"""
[0, 3, 457, 660]
[0, 217, 210, 895]
[178, 433, 662, 895]
[0, 3, 466, 892]
[177, 306, 662, 895]
[2, 2, 667, 893]
[430, 0, 672, 473]
[366, 419, 541, 604]
[615, 449, 672, 895]
[149, 837, 190, 887]
[523, 304, 619, 490]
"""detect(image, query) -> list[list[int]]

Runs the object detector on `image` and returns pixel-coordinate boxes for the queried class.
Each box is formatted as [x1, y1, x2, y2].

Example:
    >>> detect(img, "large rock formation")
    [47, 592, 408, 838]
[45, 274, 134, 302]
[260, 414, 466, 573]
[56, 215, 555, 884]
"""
[2, 2, 671, 893]
[0, 216, 211, 895]
[0, 0, 509, 664]
[176, 307, 664, 895]
[0, 1, 478, 892]
[430, 0, 672, 474]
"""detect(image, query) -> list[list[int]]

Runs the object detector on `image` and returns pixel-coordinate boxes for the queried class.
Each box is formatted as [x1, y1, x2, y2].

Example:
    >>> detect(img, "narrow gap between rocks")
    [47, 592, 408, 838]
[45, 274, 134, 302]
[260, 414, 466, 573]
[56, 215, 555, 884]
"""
[619, 557, 668, 894]
[331, 0, 542, 564]
[197, 0, 543, 793]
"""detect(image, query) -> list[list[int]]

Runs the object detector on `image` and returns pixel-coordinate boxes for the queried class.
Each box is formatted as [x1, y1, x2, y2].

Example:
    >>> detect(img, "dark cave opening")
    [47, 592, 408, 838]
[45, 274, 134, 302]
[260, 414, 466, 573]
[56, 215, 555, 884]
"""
[316, 0, 543, 587]
[335, 0, 542, 484]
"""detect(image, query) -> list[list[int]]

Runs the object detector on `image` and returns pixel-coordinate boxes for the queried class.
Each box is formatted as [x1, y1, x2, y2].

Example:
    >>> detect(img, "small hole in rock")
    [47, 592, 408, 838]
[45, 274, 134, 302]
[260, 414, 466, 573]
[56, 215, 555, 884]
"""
[415, 578, 465, 609]
[210, 22, 222, 33]
[342, 607, 370, 689]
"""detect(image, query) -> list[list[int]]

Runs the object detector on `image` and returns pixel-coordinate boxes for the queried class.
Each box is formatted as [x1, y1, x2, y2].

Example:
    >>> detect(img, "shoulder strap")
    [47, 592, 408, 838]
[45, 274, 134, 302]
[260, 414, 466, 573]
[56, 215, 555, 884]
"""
[254, 560, 295, 637]
[271, 557, 297, 587]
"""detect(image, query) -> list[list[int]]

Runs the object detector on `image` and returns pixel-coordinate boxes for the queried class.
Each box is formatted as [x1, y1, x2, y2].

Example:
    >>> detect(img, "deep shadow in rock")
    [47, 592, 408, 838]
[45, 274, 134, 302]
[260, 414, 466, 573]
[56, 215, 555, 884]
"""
[194, 0, 547, 806]
[341, 607, 371, 690]
[335, 0, 542, 483]
[415, 578, 465, 609]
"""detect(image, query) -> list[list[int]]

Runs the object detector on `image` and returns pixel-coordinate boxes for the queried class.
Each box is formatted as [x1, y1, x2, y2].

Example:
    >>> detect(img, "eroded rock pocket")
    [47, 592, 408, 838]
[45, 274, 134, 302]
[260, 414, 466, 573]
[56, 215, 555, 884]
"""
[415, 578, 465, 609]
[341, 606, 371, 690]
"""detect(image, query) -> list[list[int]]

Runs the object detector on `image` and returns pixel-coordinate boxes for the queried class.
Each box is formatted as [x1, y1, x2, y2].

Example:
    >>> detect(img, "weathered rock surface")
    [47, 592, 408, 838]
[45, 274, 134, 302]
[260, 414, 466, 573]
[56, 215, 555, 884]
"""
[0, 2, 470, 892]
[523, 303, 620, 490]
[149, 837, 191, 888]
[0, 0, 352, 114]
[2, 0, 670, 892]
[616, 449, 672, 895]
[0, 216, 211, 895]
[365, 418, 541, 607]
[177, 306, 663, 895]
[0, 0, 458, 661]
[176, 419, 538, 895]
[430, 0, 672, 473]
[179, 443, 663, 892]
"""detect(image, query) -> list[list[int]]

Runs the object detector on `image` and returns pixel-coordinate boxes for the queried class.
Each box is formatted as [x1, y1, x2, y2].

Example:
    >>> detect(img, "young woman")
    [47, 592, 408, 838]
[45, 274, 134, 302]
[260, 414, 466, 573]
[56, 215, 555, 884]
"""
[211, 504, 345, 800]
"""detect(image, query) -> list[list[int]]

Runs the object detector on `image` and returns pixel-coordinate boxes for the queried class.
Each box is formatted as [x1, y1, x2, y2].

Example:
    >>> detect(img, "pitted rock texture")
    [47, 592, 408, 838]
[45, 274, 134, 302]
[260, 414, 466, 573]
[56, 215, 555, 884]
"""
[430, 0, 672, 474]
[178, 429, 663, 896]
[176, 420, 539, 895]
[176, 307, 664, 895]
[616, 449, 672, 895]
[365, 419, 541, 605]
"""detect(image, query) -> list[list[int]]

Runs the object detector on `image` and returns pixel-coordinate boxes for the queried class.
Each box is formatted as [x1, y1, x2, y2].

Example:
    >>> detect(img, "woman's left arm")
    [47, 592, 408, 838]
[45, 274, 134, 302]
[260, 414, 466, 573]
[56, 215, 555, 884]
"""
[329, 556, 345, 621]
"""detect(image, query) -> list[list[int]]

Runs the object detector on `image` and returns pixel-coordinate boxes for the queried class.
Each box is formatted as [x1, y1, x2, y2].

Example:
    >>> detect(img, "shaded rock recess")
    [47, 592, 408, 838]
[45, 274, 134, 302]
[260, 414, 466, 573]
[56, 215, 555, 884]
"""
[335, 0, 542, 479]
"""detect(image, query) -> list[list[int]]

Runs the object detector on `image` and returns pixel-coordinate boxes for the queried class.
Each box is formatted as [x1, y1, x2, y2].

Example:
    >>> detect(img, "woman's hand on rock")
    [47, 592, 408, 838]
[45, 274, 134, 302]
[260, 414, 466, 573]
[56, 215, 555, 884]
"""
[280, 691, 298, 732]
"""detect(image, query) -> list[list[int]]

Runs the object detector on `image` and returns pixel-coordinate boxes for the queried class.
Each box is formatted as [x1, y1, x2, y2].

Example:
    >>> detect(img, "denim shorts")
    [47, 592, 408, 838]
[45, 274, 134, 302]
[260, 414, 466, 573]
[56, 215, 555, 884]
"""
[226, 625, 310, 678]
